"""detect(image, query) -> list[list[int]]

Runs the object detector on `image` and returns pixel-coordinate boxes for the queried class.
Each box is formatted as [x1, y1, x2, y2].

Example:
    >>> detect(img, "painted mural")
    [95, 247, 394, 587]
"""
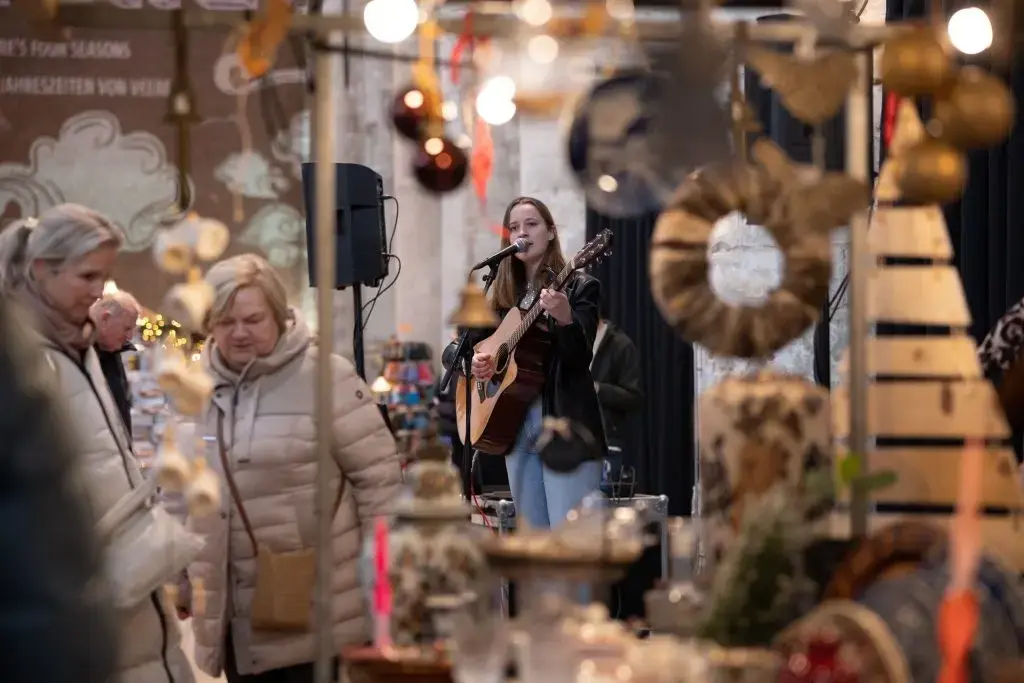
[0, 2, 312, 310]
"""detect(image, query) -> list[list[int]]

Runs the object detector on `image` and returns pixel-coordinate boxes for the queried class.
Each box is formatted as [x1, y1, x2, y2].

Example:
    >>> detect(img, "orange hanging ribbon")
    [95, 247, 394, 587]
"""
[449, 13, 475, 85]
[938, 590, 978, 683]
[471, 118, 493, 203]
[937, 437, 984, 683]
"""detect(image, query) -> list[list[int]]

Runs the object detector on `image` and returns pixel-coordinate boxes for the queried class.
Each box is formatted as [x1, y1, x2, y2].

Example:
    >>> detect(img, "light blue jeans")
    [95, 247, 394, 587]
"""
[505, 401, 603, 529]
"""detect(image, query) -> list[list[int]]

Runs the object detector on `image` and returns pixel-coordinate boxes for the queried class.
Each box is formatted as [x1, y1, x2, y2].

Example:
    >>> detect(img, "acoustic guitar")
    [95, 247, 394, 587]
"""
[456, 230, 614, 455]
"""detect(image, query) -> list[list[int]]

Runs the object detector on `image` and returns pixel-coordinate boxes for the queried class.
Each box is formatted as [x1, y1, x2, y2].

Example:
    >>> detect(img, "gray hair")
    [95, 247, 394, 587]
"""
[0, 204, 124, 294]
[204, 253, 290, 333]
[91, 290, 141, 318]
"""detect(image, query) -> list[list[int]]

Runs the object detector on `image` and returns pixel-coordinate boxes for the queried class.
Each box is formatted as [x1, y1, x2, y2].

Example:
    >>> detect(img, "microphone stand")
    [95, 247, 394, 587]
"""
[440, 262, 499, 499]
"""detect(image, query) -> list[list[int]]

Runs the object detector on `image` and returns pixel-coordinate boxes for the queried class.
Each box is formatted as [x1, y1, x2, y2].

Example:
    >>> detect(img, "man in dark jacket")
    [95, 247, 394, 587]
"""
[0, 299, 117, 683]
[91, 290, 139, 434]
[591, 315, 643, 472]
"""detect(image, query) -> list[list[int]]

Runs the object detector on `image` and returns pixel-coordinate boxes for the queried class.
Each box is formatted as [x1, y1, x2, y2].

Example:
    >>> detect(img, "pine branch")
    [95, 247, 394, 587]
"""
[696, 484, 817, 648]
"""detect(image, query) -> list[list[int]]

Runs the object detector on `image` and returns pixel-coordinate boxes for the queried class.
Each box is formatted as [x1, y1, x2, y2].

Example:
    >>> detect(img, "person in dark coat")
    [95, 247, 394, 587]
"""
[0, 297, 118, 683]
[91, 290, 139, 434]
[591, 315, 642, 451]
[591, 310, 642, 488]
[466, 197, 607, 528]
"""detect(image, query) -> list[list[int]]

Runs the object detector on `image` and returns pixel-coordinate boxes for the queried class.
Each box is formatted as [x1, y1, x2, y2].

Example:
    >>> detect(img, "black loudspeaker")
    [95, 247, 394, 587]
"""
[301, 162, 388, 289]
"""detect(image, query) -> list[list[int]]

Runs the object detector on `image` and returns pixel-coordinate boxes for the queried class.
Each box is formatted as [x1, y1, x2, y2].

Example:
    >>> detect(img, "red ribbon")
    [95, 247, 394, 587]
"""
[883, 91, 899, 152]
[449, 14, 474, 85]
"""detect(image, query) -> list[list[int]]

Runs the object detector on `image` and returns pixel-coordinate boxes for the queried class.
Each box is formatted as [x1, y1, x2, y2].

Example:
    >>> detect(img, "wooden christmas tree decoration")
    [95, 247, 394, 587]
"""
[833, 102, 1023, 569]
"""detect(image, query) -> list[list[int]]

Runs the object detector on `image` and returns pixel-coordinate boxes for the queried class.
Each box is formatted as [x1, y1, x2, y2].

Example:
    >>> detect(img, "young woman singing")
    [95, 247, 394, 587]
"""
[470, 196, 608, 528]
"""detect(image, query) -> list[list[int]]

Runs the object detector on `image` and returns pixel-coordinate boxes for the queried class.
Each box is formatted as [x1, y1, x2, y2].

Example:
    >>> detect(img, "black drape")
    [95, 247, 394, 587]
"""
[886, 0, 1024, 340]
[585, 210, 696, 517]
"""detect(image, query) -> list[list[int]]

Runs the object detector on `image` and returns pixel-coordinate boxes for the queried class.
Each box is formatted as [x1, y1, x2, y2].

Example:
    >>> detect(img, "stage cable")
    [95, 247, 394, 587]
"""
[360, 196, 402, 332]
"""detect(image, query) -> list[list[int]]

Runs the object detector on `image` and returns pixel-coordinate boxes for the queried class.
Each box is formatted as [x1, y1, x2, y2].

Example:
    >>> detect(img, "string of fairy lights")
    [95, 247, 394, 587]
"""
[106, 279, 204, 358]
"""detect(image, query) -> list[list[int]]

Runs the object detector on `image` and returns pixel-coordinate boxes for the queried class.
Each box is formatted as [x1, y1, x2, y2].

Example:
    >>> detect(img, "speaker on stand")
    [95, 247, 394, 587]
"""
[301, 162, 390, 382]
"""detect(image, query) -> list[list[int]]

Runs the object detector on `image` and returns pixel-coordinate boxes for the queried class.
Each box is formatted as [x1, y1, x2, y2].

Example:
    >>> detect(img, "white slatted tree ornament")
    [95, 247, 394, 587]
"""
[832, 97, 1024, 569]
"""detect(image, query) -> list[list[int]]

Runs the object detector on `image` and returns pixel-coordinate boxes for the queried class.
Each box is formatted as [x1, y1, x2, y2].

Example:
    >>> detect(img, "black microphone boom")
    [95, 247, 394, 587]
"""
[471, 238, 528, 271]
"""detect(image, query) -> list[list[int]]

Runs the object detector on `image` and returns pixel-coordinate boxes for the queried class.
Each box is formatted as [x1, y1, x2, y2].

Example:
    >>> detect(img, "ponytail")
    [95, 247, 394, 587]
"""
[0, 218, 37, 294]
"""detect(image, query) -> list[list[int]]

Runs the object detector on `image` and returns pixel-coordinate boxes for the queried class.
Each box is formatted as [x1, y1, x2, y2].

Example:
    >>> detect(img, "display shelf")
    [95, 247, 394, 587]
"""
[373, 338, 437, 460]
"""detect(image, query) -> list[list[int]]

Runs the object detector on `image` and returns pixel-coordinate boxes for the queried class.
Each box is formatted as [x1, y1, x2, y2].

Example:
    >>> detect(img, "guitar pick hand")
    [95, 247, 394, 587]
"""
[472, 352, 496, 381]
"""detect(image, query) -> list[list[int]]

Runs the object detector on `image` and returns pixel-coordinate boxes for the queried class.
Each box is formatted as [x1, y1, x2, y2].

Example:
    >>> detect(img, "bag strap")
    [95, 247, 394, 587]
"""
[216, 409, 260, 554]
[215, 408, 348, 554]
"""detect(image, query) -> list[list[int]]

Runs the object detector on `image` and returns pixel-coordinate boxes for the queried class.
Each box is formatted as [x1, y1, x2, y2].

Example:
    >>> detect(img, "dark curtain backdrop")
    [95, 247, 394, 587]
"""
[886, 0, 1024, 341]
[585, 211, 696, 517]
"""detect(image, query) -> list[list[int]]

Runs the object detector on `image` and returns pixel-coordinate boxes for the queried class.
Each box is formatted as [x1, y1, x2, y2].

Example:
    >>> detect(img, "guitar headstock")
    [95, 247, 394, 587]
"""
[570, 229, 614, 272]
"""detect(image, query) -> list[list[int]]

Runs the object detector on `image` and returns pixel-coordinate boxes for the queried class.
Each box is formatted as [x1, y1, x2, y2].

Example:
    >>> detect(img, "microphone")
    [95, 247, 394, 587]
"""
[471, 238, 529, 271]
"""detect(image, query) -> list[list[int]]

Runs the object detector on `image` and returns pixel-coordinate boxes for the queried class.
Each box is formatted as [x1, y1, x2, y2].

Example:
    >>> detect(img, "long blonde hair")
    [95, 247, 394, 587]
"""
[490, 197, 567, 311]
[0, 204, 123, 295]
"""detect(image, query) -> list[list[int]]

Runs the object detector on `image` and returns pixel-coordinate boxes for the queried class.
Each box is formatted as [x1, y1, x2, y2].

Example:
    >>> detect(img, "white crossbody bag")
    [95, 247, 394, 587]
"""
[96, 473, 205, 611]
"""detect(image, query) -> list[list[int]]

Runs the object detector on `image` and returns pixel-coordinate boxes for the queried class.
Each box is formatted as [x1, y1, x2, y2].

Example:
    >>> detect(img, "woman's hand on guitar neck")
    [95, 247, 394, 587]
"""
[472, 352, 496, 381]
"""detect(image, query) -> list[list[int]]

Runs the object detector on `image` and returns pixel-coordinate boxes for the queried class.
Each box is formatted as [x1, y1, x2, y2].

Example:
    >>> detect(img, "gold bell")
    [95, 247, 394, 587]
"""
[448, 279, 498, 328]
[880, 27, 955, 97]
[933, 67, 1016, 150]
[898, 138, 967, 205]
[412, 423, 450, 462]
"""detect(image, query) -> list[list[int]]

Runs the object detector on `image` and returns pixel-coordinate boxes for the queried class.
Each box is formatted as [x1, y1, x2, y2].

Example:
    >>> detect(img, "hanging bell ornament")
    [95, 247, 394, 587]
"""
[447, 279, 498, 328]
[898, 138, 967, 205]
[413, 136, 469, 194]
[932, 67, 1016, 150]
[880, 27, 955, 97]
[390, 85, 432, 142]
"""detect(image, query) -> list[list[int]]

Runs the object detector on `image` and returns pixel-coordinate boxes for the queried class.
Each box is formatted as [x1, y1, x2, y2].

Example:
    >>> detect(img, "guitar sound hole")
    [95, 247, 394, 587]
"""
[494, 345, 510, 373]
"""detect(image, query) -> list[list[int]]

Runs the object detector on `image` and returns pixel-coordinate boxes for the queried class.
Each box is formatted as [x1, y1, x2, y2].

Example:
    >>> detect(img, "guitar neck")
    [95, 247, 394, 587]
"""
[508, 261, 575, 349]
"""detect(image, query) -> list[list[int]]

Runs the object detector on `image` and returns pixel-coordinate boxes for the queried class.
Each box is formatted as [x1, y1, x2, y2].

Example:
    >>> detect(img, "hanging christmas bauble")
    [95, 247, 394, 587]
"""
[880, 27, 955, 97]
[898, 138, 967, 205]
[565, 70, 693, 219]
[412, 136, 468, 194]
[391, 85, 432, 142]
[933, 67, 1016, 150]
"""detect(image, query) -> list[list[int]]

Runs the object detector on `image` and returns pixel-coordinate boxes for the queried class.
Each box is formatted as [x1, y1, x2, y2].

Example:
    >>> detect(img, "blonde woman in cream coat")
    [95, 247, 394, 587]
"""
[0, 204, 194, 683]
[180, 254, 402, 682]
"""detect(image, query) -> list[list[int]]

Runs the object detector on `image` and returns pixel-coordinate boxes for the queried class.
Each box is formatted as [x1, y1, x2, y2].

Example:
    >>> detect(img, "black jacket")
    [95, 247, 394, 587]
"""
[537, 272, 607, 455]
[0, 301, 117, 683]
[96, 342, 133, 435]
[591, 321, 642, 447]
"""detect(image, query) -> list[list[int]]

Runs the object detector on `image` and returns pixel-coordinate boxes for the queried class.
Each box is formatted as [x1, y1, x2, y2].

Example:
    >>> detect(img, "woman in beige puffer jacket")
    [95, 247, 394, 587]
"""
[182, 254, 402, 682]
[0, 204, 194, 683]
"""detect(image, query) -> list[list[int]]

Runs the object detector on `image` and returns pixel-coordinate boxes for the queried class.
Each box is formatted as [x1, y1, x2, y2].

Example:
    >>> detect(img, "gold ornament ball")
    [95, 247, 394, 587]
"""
[933, 67, 1016, 150]
[880, 27, 954, 97]
[898, 139, 967, 205]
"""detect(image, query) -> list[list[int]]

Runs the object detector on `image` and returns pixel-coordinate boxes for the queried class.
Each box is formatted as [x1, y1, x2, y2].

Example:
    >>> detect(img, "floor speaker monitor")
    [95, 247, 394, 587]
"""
[301, 162, 388, 289]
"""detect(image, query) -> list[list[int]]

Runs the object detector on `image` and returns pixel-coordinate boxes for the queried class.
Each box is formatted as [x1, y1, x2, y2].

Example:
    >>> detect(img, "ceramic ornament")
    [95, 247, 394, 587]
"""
[156, 422, 192, 491]
[185, 458, 221, 518]
[745, 48, 857, 126]
[163, 268, 214, 330]
[697, 371, 832, 574]
[155, 346, 189, 390]
[157, 348, 214, 417]
[153, 213, 230, 274]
